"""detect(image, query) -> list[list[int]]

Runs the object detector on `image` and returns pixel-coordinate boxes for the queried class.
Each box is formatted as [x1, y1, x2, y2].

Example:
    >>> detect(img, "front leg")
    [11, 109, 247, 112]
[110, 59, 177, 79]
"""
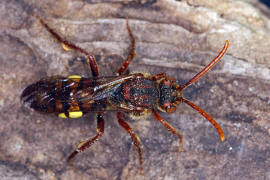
[152, 110, 183, 152]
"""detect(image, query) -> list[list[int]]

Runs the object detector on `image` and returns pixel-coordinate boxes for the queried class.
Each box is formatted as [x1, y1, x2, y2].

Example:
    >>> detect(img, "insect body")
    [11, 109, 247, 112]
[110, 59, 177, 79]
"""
[21, 15, 229, 173]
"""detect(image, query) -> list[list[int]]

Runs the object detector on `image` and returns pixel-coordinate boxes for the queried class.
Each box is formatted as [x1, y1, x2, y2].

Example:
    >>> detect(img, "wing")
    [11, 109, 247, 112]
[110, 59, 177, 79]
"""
[21, 75, 136, 116]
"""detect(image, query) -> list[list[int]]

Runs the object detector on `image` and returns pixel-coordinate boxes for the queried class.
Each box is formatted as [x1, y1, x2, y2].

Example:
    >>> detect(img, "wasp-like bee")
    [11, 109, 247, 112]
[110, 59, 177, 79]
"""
[21, 15, 228, 173]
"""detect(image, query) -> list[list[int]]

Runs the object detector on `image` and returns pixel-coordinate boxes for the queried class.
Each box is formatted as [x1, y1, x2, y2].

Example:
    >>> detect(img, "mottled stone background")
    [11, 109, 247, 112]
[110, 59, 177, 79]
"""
[0, 0, 270, 179]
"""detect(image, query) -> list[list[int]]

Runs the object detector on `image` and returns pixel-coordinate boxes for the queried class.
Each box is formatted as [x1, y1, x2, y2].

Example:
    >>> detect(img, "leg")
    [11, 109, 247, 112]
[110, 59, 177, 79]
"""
[152, 110, 183, 152]
[67, 113, 104, 169]
[117, 112, 143, 174]
[34, 14, 99, 77]
[118, 19, 136, 75]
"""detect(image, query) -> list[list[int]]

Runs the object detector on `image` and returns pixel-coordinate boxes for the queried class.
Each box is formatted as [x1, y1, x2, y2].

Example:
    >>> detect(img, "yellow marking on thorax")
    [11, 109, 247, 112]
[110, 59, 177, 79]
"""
[69, 111, 83, 118]
[68, 75, 82, 79]
[58, 113, 67, 118]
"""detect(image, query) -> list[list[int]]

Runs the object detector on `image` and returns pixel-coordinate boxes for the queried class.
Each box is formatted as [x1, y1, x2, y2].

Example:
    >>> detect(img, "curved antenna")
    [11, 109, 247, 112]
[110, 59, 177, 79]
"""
[178, 40, 229, 91]
[180, 97, 225, 142]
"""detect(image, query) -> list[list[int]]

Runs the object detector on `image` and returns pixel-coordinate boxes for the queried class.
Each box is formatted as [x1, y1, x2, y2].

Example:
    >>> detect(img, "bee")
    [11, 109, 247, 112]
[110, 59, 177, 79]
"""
[21, 15, 229, 173]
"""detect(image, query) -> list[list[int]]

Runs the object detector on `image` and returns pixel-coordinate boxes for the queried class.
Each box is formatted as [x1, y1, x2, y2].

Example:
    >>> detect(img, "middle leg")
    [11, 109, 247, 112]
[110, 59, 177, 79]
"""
[116, 20, 142, 172]
[117, 112, 143, 174]
[117, 19, 136, 75]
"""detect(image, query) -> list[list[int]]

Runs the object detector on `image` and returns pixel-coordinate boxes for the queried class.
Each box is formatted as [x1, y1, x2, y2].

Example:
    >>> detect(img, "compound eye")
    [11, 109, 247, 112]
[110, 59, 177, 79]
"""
[165, 104, 176, 113]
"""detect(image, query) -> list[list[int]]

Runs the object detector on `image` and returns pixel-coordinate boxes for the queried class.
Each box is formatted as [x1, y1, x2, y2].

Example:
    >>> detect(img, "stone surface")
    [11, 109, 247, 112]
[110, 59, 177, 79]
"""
[0, 0, 270, 179]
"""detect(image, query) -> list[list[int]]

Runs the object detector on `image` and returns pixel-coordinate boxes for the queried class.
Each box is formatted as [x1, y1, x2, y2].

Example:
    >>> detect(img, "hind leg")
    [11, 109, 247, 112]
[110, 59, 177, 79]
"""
[35, 15, 107, 170]
[34, 14, 99, 77]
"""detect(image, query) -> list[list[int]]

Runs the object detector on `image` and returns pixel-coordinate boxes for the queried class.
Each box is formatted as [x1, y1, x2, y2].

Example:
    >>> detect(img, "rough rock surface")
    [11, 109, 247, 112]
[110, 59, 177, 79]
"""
[0, 0, 270, 179]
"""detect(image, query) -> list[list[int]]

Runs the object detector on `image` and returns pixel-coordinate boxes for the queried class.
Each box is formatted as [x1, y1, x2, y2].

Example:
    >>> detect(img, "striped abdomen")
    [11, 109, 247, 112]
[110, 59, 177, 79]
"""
[21, 75, 111, 118]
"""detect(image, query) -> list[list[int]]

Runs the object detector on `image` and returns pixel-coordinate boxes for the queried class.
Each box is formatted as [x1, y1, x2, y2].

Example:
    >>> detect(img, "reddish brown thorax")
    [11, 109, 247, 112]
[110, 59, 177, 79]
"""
[22, 15, 228, 173]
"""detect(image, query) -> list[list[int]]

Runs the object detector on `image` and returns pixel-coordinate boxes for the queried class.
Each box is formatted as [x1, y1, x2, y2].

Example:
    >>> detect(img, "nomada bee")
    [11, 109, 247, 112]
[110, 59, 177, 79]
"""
[21, 15, 229, 173]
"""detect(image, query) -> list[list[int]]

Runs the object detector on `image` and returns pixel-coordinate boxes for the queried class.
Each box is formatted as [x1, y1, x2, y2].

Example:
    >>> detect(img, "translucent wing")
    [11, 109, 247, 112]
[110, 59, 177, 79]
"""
[21, 75, 135, 115]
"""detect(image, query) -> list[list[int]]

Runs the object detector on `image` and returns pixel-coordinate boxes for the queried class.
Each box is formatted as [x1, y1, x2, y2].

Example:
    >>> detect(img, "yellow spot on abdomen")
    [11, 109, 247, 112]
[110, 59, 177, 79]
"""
[58, 113, 67, 118]
[69, 111, 83, 118]
[68, 75, 82, 79]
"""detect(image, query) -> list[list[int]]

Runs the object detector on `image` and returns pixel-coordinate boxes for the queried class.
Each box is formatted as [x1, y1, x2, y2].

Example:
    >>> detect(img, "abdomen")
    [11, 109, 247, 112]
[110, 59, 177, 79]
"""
[21, 76, 109, 118]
